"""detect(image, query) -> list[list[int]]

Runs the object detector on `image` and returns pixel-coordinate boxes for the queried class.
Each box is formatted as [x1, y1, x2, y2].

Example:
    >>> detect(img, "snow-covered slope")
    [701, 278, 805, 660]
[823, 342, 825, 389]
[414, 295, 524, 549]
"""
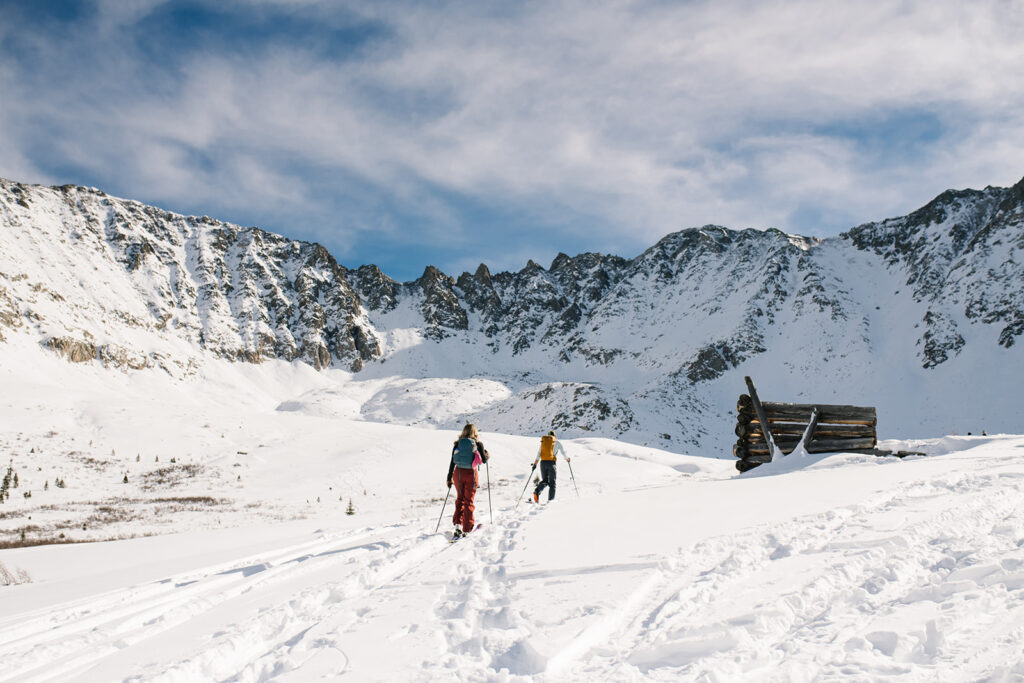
[2, 176, 1023, 457]
[1, 343, 1023, 680]
[2, 186, 1023, 678]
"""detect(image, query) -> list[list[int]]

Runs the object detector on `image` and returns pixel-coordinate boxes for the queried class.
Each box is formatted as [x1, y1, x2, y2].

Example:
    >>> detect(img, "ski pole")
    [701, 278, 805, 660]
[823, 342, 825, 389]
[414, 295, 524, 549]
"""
[567, 459, 580, 497]
[515, 463, 536, 509]
[434, 485, 451, 533]
[486, 460, 493, 523]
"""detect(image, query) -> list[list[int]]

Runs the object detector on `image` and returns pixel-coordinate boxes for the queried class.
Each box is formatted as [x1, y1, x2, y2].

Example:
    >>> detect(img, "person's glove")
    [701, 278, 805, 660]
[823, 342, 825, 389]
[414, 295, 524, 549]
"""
[532, 460, 538, 468]
[446, 479, 452, 488]
[567, 457, 571, 462]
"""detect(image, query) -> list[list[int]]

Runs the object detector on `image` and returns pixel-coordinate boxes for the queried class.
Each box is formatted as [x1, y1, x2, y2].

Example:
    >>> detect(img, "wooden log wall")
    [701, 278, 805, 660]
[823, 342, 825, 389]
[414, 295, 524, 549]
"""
[734, 394, 877, 472]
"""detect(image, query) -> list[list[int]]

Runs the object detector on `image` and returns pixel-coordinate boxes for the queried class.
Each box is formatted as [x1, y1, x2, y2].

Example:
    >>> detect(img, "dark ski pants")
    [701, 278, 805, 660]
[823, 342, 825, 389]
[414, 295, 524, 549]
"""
[535, 460, 556, 501]
[452, 466, 477, 531]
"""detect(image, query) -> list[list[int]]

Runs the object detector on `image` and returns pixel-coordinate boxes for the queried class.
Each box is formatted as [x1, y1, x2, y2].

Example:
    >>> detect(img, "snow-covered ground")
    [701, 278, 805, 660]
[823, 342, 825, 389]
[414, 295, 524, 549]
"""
[2, 339, 1024, 681]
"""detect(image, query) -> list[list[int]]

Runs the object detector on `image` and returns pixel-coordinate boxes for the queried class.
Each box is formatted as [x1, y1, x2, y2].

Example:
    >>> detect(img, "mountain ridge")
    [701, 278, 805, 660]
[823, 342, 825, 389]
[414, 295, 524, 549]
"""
[2, 175, 1022, 455]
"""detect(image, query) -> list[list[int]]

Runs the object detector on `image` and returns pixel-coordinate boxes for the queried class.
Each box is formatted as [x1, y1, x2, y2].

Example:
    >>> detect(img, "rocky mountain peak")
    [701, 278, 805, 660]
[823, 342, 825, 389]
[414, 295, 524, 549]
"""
[3, 174, 1023, 452]
[549, 252, 573, 272]
[414, 265, 468, 339]
[473, 263, 492, 283]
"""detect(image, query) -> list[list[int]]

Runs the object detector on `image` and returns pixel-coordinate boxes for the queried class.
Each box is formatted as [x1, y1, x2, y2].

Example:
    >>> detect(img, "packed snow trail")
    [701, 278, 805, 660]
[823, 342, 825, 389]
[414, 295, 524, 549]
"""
[0, 523, 448, 681]
[576, 466, 1024, 680]
[3, 438, 1024, 681]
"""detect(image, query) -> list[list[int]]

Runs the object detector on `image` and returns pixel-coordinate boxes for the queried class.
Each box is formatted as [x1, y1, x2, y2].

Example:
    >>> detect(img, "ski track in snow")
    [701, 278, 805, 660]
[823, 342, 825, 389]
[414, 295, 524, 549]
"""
[0, 524, 443, 682]
[4, 454, 1024, 681]
[577, 466, 1024, 681]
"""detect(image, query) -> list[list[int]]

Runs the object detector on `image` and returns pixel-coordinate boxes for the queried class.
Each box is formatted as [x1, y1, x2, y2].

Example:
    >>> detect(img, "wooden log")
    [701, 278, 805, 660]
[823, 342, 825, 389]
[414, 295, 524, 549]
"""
[744, 377, 780, 458]
[796, 407, 820, 451]
[762, 401, 876, 419]
[739, 404, 876, 424]
[736, 422, 876, 439]
[739, 410, 875, 427]
[744, 436, 878, 454]
[806, 443, 877, 454]
[735, 459, 760, 473]
[868, 449, 926, 458]
[802, 405, 819, 444]
[745, 434, 877, 448]
[742, 452, 773, 464]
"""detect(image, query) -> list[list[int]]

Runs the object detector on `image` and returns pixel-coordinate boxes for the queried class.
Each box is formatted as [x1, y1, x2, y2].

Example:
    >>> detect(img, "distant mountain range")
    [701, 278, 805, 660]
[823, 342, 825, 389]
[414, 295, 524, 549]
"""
[2, 175, 1022, 455]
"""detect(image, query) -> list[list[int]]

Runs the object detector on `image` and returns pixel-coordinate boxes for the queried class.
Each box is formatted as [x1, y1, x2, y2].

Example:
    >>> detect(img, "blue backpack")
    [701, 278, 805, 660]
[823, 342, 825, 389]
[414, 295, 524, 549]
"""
[453, 438, 477, 468]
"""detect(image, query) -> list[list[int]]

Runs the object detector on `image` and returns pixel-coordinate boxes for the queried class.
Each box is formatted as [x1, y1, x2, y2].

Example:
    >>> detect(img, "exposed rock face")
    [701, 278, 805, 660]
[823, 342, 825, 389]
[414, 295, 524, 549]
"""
[415, 266, 468, 340]
[843, 177, 1024, 361]
[0, 284, 21, 342]
[1, 179, 379, 372]
[351, 265, 399, 313]
[3, 175, 1023, 451]
[44, 336, 97, 363]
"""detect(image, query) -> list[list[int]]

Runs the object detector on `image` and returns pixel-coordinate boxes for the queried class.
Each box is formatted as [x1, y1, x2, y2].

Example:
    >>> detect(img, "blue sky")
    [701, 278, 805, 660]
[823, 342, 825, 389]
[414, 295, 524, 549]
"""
[1, 0, 1022, 281]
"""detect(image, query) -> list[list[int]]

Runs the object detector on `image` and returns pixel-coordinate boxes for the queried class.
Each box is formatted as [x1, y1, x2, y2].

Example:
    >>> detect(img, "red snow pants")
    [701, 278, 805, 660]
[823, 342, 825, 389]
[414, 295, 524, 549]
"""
[452, 466, 477, 532]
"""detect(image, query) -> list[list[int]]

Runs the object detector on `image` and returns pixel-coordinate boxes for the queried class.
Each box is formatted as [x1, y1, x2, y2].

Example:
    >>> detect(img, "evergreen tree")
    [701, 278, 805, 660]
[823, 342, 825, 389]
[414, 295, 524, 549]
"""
[0, 463, 11, 503]
[346, 499, 356, 515]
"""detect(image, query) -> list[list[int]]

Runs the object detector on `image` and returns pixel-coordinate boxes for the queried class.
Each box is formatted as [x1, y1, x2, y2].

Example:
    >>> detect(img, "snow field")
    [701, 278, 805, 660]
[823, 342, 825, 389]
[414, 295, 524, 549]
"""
[3, 344, 1024, 680]
[3, 437, 1024, 680]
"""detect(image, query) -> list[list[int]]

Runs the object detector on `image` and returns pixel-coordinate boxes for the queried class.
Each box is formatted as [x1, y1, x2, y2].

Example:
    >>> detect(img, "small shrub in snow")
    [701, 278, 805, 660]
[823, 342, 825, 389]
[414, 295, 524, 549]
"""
[23, 490, 31, 498]
[0, 562, 32, 586]
[346, 499, 356, 515]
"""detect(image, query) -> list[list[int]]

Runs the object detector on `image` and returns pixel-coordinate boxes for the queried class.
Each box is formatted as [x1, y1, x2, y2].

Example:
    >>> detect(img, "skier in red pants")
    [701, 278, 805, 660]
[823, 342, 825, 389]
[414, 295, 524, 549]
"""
[446, 423, 489, 538]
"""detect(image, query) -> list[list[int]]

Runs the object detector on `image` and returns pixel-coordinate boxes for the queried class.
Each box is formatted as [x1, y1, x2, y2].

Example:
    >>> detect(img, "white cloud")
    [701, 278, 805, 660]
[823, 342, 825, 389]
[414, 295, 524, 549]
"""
[1, 0, 1022, 275]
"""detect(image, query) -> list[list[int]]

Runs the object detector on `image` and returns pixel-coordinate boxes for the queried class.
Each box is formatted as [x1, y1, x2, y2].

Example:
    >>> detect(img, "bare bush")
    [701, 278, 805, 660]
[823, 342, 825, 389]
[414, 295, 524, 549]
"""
[0, 561, 32, 585]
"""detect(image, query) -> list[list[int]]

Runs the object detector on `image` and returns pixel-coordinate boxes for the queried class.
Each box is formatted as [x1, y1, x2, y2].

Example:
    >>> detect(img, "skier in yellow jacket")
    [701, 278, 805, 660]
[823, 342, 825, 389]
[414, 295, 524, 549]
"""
[532, 431, 570, 502]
